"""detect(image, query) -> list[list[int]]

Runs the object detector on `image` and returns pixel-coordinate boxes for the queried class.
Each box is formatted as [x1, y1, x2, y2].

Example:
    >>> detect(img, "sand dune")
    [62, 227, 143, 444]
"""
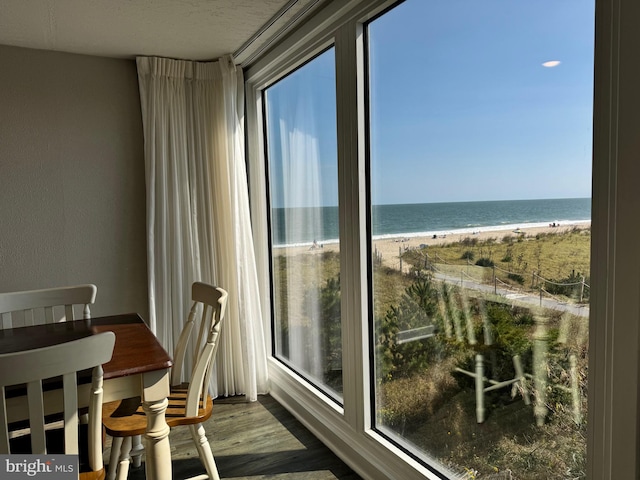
[276, 222, 591, 271]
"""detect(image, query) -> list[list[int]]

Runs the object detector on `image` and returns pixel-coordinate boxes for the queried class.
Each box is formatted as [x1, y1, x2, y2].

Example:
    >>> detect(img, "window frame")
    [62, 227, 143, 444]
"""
[244, 0, 638, 478]
[262, 44, 345, 403]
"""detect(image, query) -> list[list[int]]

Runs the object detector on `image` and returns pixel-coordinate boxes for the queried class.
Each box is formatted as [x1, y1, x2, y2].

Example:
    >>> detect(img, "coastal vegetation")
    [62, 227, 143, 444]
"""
[400, 226, 591, 303]
[374, 274, 587, 479]
[273, 226, 590, 479]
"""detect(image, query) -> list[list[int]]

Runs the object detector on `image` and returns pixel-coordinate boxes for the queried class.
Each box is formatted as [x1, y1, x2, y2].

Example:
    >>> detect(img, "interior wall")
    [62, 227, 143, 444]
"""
[0, 44, 149, 320]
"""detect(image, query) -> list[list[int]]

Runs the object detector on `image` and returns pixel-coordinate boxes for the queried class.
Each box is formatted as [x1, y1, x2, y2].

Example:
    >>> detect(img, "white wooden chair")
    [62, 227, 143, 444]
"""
[103, 282, 227, 480]
[0, 285, 99, 432]
[0, 331, 116, 480]
[0, 284, 97, 329]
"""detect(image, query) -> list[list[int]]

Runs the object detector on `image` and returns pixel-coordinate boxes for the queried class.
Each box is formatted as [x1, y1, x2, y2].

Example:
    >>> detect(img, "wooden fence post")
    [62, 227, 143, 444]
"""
[539, 285, 543, 307]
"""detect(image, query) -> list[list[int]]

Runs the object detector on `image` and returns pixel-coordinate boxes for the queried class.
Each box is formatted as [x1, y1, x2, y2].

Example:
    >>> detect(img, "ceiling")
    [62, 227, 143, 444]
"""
[0, 0, 325, 64]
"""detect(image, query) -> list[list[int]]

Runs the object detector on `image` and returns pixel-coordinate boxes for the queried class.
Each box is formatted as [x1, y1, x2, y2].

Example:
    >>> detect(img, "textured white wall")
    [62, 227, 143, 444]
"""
[0, 44, 149, 320]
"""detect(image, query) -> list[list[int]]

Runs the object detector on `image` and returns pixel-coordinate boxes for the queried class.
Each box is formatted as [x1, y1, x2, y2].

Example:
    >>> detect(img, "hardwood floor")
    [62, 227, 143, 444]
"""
[114, 395, 362, 480]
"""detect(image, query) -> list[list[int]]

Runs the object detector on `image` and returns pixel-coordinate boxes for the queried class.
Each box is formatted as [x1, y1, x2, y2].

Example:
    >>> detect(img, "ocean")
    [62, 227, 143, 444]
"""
[271, 197, 591, 248]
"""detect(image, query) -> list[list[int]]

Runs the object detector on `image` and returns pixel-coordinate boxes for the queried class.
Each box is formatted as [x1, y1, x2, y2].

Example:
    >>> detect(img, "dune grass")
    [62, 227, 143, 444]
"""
[402, 227, 591, 300]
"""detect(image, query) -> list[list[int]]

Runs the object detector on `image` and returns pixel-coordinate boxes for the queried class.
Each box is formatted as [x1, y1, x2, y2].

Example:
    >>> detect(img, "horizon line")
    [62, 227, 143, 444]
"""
[273, 196, 592, 209]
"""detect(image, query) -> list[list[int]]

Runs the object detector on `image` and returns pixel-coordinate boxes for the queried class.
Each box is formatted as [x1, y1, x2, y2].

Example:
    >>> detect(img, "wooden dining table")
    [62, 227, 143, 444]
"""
[0, 313, 174, 480]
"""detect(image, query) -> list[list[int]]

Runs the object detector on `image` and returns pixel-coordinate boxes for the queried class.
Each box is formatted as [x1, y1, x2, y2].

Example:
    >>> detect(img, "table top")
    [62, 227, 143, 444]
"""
[0, 313, 173, 380]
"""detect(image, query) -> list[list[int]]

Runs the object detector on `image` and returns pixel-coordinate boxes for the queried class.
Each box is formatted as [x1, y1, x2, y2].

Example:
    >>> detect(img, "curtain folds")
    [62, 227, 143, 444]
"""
[137, 55, 268, 400]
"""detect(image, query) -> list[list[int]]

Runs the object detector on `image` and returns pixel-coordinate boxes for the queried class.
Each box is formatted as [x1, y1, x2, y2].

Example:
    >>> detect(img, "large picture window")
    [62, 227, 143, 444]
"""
[264, 48, 343, 399]
[368, 1, 593, 478]
[246, 0, 608, 477]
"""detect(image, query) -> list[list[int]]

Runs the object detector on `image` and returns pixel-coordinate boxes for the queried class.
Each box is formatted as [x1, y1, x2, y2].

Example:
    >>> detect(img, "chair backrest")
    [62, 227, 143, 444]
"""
[171, 282, 227, 417]
[0, 332, 115, 472]
[0, 284, 97, 329]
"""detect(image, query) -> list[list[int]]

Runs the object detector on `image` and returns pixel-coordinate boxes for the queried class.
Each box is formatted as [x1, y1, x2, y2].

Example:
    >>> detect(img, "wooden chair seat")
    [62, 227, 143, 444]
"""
[82, 469, 106, 480]
[103, 384, 213, 437]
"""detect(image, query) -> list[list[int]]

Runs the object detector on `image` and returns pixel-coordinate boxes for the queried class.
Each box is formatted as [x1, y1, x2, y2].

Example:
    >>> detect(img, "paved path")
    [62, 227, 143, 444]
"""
[432, 269, 589, 318]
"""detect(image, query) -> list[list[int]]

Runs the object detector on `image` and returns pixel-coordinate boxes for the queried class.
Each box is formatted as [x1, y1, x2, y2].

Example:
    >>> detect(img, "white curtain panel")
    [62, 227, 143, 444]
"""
[137, 55, 268, 400]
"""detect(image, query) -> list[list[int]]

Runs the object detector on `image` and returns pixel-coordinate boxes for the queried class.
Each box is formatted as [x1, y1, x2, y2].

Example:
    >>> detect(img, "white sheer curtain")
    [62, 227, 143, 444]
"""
[137, 55, 268, 400]
[275, 85, 324, 379]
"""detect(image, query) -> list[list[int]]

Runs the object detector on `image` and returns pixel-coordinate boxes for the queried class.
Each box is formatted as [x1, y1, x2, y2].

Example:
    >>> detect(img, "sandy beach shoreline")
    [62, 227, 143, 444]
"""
[274, 221, 591, 269]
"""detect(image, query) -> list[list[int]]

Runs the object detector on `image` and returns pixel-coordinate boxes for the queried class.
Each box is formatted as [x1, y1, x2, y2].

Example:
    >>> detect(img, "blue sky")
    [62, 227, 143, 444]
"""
[370, 0, 595, 205]
[268, 0, 595, 207]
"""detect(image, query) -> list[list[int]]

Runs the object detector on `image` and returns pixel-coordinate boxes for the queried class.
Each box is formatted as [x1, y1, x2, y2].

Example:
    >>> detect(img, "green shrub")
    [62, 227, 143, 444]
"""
[475, 257, 495, 267]
[516, 311, 535, 326]
[375, 277, 452, 381]
[486, 304, 532, 357]
[461, 237, 479, 247]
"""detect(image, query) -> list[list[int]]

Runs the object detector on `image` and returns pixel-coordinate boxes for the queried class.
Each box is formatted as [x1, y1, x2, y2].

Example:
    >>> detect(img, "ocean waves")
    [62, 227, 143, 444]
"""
[271, 198, 591, 248]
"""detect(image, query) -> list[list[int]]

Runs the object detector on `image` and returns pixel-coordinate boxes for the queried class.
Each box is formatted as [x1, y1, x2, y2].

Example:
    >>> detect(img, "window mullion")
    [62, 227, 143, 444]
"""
[335, 19, 369, 431]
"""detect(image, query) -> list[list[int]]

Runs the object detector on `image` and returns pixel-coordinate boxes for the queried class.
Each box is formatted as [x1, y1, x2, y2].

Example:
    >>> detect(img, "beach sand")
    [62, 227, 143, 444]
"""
[275, 222, 591, 270]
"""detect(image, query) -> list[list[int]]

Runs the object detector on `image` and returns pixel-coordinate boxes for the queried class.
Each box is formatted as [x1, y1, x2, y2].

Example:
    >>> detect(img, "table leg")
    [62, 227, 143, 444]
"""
[141, 370, 172, 480]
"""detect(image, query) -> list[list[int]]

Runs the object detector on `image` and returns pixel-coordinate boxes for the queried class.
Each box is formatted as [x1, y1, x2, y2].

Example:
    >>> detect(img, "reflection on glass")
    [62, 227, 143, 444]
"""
[368, 1, 593, 478]
[265, 49, 342, 397]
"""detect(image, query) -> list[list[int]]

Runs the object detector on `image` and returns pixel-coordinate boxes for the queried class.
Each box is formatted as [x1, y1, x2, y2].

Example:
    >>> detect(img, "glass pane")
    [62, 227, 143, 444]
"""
[368, 1, 593, 478]
[264, 49, 342, 398]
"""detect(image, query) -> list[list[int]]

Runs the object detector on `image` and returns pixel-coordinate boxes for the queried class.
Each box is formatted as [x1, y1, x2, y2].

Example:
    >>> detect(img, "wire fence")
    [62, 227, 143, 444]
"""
[381, 249, 590, 308]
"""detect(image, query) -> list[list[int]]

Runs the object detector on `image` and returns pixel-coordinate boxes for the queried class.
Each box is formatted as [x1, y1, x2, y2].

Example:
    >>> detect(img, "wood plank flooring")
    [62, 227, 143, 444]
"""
[115, 395, 362, 480]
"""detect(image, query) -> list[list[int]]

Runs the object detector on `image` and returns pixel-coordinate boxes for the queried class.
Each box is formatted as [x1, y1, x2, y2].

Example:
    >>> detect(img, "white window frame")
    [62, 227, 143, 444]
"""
[588, 0, 640, 477]
[245, 0, 640, 478]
